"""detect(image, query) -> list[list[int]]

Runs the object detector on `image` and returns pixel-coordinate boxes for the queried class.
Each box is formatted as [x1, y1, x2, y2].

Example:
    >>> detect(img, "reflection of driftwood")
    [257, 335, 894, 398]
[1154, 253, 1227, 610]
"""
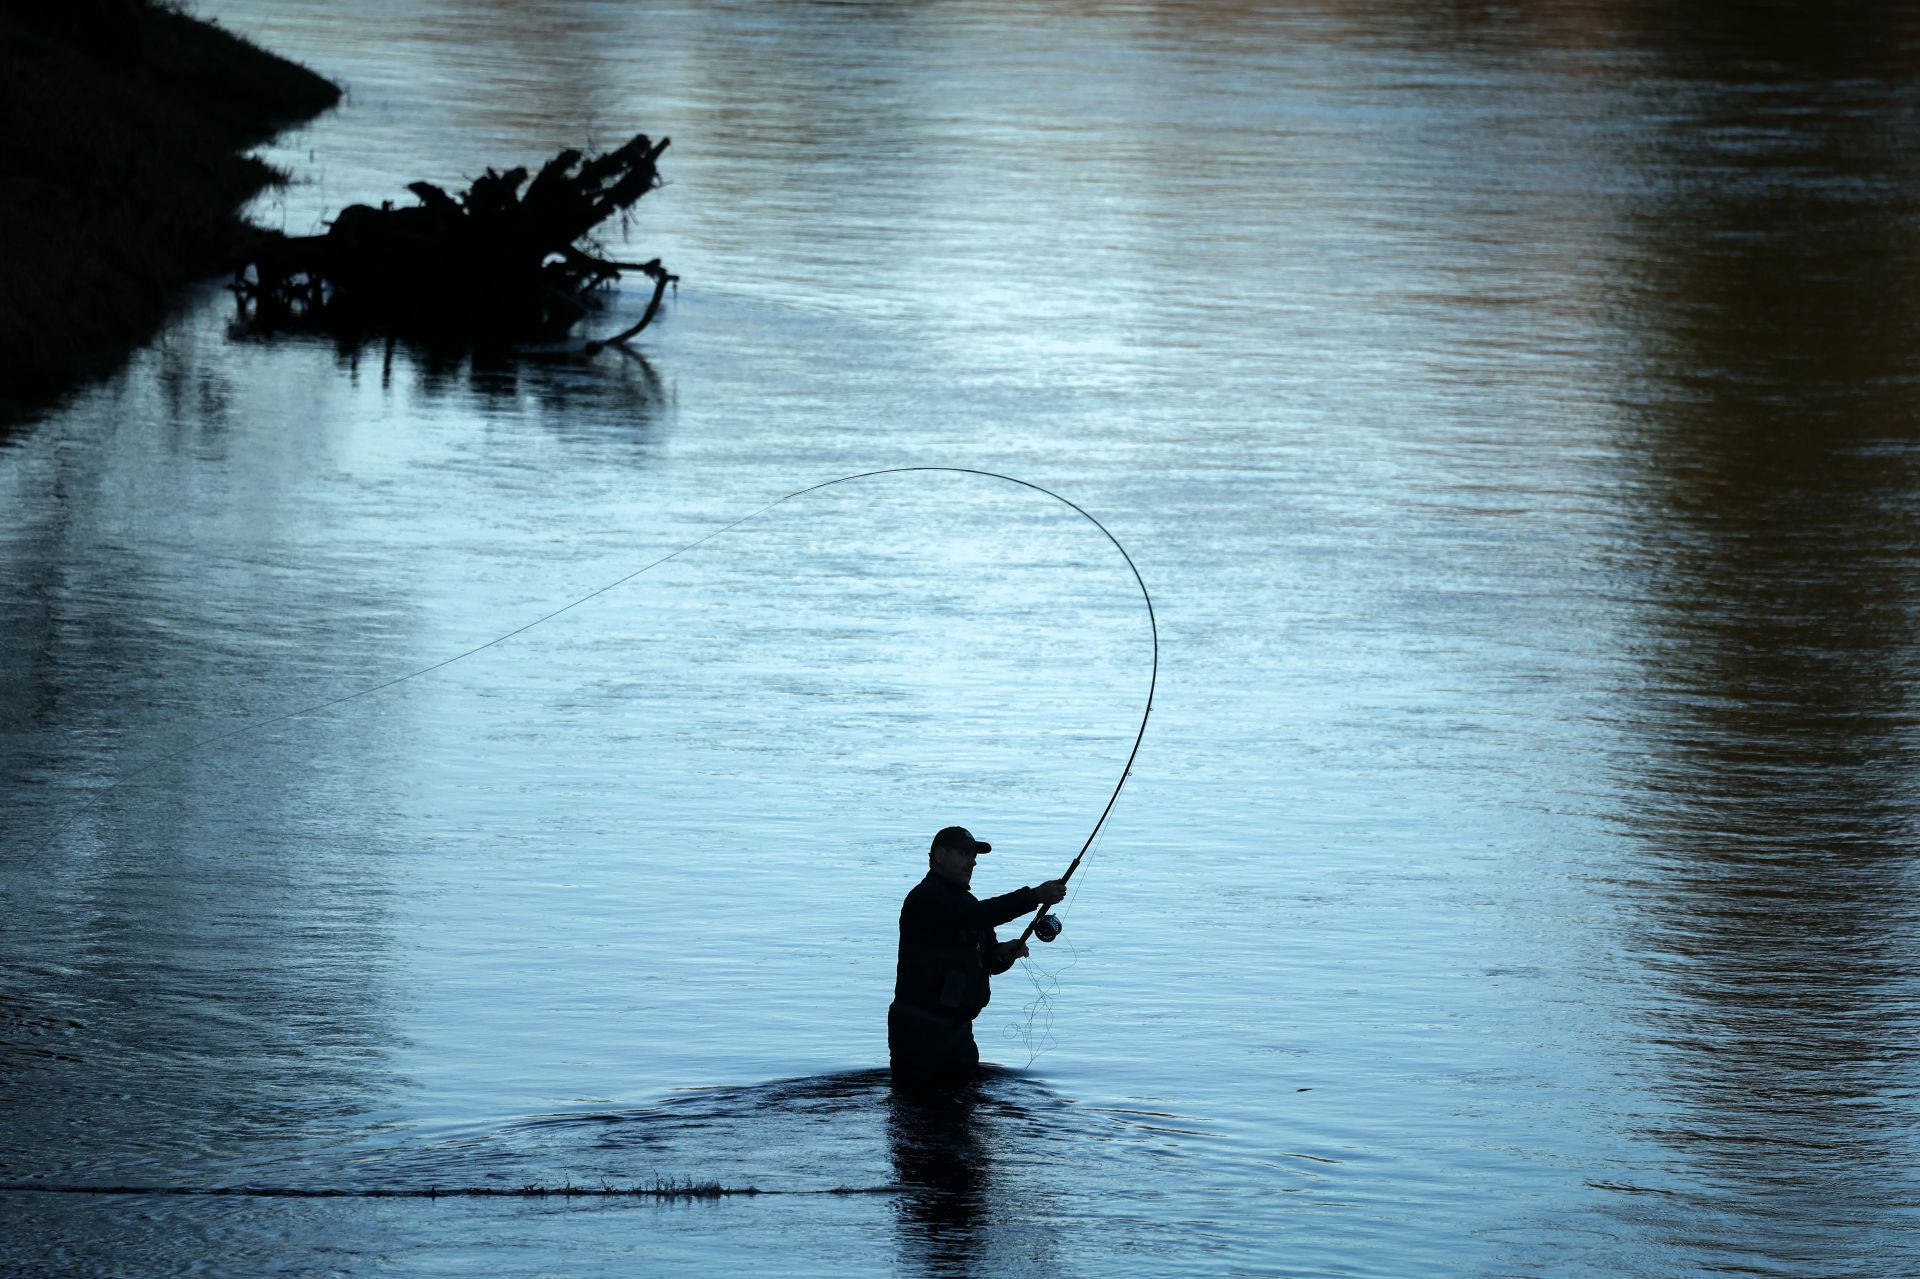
[233, 133, 675, 345]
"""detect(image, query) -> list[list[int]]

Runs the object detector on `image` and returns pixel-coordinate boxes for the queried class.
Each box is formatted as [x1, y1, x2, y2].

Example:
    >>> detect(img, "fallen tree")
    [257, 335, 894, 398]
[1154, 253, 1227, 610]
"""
[233, 133, 675, 345]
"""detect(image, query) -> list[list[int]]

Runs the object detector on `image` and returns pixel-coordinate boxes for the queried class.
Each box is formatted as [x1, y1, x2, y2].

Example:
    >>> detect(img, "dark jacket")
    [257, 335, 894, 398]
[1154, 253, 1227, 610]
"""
[893, 872, 1040, 1022]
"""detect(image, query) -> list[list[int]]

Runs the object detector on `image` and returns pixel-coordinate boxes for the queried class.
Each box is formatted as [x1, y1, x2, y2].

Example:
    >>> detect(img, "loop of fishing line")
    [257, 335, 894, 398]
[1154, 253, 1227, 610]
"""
[40, 467, 1157, 889]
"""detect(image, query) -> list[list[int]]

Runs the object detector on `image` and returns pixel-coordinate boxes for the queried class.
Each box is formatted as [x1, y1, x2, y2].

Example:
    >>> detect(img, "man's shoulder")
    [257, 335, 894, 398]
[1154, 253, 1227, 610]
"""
[903, 873, 945, 902]
[903, 873, 972, 910]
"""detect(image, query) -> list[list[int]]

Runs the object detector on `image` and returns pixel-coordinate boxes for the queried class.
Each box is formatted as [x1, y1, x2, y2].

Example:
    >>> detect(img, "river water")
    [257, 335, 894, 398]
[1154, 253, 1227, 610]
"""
[6, 1, 1920, 1275]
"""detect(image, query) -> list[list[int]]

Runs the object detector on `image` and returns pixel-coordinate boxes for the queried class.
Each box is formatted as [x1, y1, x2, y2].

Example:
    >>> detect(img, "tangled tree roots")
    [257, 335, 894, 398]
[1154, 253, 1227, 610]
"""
[233, 133, 675, 345]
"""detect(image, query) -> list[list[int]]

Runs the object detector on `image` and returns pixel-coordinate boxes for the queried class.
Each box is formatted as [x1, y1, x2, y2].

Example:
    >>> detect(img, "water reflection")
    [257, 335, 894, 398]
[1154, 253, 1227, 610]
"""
[1605, 12, 1920, 1265]
[888, 1079, 1002, 1276]
[225, 322, 666, 420]
[0, 343, 418, 1194]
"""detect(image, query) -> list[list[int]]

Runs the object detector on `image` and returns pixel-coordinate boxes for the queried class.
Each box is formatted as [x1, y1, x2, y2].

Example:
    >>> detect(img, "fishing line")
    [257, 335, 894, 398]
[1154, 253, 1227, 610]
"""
[39, 466, 1159, 902]
[1014, 806, 1113, 1067]
[35, 497, 780, 845]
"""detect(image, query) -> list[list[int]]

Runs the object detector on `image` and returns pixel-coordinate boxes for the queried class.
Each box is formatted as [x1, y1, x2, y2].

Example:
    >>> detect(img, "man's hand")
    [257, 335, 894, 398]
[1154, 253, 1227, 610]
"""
[1035, 878, 1067, 906]
[996, 939, 1030, 966]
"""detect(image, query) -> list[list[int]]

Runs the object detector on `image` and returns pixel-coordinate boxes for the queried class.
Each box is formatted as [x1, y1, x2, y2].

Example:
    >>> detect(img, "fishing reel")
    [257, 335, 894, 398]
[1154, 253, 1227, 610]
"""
[1032, 913, 1063, 944]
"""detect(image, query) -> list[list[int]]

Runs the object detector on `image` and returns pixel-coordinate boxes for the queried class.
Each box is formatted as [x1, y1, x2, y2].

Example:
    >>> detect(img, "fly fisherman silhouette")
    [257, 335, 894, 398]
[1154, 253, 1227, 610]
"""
[888, 826, 1068, 1088]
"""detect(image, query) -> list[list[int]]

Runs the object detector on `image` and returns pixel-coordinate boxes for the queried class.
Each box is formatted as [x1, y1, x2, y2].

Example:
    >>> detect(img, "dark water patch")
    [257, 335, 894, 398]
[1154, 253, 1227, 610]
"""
[0, 988, 90, 1073]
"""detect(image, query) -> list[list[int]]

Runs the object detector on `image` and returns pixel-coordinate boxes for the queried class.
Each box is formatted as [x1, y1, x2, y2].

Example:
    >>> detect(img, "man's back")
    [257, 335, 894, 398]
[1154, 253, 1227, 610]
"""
[894, 872, 1037, 1021]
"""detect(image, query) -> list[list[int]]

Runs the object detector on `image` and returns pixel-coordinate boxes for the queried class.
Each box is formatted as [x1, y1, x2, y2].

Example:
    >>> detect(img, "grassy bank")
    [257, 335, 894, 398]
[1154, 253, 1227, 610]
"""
[0, 2, 340, 414]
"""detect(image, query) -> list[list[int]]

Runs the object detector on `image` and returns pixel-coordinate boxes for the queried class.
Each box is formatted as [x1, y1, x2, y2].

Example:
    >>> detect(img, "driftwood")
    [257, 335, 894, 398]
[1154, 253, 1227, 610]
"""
[233, 133, 675, 345]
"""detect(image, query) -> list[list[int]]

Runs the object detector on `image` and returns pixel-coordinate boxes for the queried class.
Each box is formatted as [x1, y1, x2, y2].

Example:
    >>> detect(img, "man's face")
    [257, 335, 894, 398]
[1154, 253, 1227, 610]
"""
[933, 843, 978, 889]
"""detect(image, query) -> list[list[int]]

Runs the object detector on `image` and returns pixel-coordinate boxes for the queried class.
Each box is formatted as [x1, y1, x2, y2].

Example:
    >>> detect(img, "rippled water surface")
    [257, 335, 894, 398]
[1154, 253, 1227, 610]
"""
[8, 2, 1920, 1275]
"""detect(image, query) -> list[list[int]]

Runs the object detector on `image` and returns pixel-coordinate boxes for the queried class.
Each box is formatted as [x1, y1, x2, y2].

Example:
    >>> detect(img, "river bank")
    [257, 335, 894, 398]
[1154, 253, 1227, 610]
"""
[0, 2, 338, 418]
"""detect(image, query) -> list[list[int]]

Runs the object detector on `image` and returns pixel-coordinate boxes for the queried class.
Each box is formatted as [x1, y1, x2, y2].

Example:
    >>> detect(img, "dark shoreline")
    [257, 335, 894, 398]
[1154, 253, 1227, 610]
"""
[0, 2, 340, 423]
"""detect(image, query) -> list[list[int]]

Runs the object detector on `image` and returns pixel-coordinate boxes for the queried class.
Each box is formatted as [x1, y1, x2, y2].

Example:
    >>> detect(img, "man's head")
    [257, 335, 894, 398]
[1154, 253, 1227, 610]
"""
[929, 825, 991, 889]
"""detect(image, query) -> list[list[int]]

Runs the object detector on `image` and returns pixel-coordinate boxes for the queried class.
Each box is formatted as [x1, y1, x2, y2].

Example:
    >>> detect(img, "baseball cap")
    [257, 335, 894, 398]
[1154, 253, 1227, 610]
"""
[931, 826, 992, 856]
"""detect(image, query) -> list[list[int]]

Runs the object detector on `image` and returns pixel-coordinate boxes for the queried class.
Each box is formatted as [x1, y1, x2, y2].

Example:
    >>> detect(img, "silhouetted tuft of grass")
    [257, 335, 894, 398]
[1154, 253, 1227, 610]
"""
[0, 1179, 772, 1198]
[0, 0, 339, 416]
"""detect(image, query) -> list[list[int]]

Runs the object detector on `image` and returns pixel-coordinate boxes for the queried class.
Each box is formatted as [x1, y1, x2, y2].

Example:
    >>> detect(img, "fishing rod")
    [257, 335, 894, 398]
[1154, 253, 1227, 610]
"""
[959, 477, 1155, 948]
[38, 467, 1157, 916]
[763, 469, 1157, 948]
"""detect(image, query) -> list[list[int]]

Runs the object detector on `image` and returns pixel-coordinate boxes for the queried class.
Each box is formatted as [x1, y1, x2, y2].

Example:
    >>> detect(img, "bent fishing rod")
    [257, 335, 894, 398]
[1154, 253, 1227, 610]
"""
[39, 466, 1158, 925]
[765, 468, 1158, 949]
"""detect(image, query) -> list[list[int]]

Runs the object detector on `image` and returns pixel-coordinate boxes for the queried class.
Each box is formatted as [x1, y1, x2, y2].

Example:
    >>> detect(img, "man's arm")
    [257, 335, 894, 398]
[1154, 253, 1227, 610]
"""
[909, 881, 1035, 931]
[976, 877, 1067, 927]
[974, 885, 1042, 928]
[909, 878, 1068, 932]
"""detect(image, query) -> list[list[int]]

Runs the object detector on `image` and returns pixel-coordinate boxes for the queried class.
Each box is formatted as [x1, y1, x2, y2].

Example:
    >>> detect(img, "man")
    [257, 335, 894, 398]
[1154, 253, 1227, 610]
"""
[888, 825, 1067, 1088]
